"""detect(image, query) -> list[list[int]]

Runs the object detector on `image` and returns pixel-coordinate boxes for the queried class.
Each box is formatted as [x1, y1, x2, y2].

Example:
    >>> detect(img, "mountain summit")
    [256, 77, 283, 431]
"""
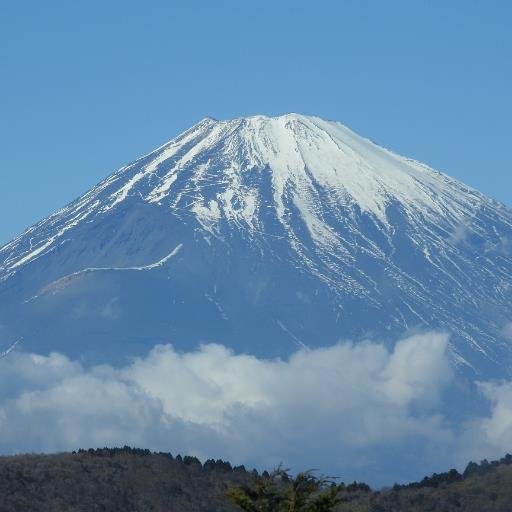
[1, 114, 512, 376]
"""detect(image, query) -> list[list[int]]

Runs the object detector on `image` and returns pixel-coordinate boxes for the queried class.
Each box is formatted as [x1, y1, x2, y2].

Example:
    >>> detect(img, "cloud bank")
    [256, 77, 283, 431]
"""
[1, 332, 511, 485]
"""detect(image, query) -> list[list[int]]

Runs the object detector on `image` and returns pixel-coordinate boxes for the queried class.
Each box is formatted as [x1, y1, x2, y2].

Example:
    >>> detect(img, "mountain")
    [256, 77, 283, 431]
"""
[1, 114, 512, 376]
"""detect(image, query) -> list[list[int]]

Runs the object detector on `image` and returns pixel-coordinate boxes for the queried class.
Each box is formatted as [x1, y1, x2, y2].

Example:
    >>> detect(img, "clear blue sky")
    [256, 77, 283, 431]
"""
[1, 0, 510, 245]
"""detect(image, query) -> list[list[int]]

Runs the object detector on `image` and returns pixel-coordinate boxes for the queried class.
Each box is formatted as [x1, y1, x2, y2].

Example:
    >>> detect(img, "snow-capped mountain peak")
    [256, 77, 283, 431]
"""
[104, 113, 481, 230]
[1, 114, 511, 377]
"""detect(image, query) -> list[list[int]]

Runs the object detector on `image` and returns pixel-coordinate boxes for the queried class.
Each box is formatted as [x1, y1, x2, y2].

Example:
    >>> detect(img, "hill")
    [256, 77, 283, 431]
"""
[0, 447, 250, 512]
[1, 448, 512, 511]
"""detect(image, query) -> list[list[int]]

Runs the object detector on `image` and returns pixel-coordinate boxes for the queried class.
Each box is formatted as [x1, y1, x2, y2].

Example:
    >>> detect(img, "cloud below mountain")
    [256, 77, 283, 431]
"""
[1, 332, 511, 485]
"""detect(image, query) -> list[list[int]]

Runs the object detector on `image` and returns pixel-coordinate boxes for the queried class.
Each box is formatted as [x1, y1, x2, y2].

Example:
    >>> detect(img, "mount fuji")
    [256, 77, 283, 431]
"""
[1, 114, 512, 377]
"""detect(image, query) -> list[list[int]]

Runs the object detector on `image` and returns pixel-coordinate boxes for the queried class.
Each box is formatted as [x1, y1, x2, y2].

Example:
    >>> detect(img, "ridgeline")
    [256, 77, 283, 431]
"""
[1, 447, 512, 511]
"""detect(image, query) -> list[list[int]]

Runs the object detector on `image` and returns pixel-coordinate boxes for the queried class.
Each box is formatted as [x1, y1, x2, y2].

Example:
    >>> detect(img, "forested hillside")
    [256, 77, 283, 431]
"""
[0, 447, 250, 511]
[1, 448, 512, 511]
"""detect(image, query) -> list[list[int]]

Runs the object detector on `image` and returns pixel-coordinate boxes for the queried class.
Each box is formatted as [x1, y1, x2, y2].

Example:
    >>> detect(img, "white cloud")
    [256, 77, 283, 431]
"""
[450, 222, 471, 245]
[478, 381, 512, 445]
[455, 380, 512, 466]
[501, 322, 512, 341]
[0, 331, 511, 485]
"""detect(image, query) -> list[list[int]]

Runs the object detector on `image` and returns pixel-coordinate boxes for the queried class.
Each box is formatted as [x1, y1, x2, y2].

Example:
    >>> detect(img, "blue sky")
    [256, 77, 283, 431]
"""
[0, 0, 510, 245]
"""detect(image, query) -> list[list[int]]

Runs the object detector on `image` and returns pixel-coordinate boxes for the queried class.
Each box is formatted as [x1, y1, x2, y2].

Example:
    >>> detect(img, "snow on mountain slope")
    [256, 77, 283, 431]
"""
[1, 114, 512, 376]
